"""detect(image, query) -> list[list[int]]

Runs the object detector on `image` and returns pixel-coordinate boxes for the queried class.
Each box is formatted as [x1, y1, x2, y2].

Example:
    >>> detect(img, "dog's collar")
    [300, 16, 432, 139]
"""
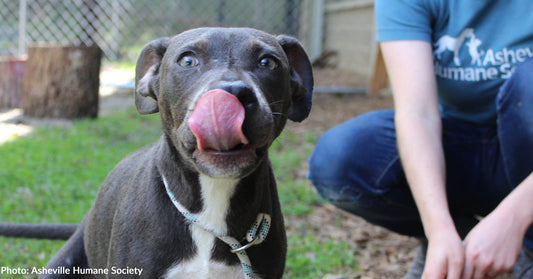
[162, 176, 271, 279]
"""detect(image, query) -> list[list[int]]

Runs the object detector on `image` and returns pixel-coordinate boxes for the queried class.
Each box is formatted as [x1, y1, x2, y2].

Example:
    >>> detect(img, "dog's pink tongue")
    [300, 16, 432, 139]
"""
[188, 89, 248, 151]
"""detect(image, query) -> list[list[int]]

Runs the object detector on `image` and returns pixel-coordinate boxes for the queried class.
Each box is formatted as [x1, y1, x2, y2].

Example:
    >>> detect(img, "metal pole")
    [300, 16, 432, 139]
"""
[217, 0, 225, 26]
[110, 0, 119, 60]
[310, 0, 324, 60]
[18, 0, 27, 56]
[285, 0, 297, 36]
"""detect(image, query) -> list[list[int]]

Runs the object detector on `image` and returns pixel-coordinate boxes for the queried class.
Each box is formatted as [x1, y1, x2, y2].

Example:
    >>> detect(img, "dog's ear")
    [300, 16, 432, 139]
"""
[277, 35, 314, 122]
[134, 37, 170, 114]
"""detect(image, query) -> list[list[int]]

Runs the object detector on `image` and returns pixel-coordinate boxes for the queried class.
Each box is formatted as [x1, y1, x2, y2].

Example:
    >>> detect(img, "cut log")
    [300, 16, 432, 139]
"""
[0, 57, 26, 109]
[22, 44, 102, 118]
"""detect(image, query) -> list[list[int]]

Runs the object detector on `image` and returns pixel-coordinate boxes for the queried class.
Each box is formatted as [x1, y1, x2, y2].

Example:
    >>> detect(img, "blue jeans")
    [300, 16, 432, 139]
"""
[308, 58, 533, 250]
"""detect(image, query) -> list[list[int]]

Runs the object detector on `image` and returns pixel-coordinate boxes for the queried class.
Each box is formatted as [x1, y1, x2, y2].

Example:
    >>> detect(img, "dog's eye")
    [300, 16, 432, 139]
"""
[258, 57, 278, 70]
[178, 55, 199, 68]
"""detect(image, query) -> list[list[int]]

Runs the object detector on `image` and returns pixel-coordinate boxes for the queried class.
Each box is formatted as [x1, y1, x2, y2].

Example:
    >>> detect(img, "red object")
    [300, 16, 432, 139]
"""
[0, 57, 26, 108]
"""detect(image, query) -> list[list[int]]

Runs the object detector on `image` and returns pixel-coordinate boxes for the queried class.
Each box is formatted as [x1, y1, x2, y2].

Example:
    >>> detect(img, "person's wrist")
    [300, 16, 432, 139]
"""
[422, 211, 458, 241]
[492, 200, 532, 237]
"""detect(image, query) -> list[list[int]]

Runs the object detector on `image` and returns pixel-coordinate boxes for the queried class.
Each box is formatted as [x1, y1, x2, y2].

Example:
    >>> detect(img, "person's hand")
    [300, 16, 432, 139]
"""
[461, 209, 524, 279]
[423, 229, 465, 279]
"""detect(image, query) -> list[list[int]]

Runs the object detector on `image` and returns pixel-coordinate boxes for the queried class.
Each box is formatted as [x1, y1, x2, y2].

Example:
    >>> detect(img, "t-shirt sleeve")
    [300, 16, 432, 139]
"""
[375, 0, 434, 42]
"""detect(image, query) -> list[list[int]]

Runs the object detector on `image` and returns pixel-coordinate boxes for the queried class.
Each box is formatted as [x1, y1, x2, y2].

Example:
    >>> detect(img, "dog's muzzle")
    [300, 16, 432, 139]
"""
[187, 88, 263, 178]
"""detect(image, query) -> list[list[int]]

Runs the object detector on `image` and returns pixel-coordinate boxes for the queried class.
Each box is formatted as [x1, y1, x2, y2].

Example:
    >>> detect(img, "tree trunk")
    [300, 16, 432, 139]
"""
[0, 57, 26, 109]
[22, 44, 102, 119]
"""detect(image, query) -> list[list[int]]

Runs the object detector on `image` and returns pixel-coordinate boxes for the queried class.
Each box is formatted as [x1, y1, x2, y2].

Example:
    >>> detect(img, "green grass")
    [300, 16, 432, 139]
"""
[0, 106, 357, 278]
[286, 234, 357, 278]
[0, 108, 161, 277]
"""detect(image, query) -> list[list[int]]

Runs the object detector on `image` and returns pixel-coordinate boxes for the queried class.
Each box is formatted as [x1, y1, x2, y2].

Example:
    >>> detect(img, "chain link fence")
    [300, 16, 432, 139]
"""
[0, 0, 308, 60]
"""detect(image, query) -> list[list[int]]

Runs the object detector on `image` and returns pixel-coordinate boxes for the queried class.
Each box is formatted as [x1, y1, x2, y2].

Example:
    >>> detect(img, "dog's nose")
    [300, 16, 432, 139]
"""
[210, 82, 257, 111]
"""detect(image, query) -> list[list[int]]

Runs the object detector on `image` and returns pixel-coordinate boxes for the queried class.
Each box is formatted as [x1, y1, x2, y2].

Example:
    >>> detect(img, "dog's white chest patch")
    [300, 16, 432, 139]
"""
[163, 175, 246, 279]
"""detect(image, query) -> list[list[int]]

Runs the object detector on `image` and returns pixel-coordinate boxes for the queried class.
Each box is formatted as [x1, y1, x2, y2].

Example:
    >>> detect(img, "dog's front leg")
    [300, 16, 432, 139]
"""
[40, 219, 92, 279]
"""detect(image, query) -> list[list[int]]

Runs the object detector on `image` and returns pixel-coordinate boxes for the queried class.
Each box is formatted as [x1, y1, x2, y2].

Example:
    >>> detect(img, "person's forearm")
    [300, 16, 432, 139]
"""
[395, 111, 456, 238]
[381, 41, 457, 239]
[493, 171, 533, 234]
[381, 40, 465, 277]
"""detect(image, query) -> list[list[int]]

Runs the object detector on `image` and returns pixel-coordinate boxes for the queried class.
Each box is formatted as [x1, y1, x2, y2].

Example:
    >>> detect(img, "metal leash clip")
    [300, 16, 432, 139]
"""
[231, 213, 271, 253]
[231, 235, 263, 253]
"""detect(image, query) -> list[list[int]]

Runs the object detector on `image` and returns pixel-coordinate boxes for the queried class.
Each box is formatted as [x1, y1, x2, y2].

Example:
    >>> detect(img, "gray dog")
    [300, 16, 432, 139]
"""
[0, 27, 313, 279]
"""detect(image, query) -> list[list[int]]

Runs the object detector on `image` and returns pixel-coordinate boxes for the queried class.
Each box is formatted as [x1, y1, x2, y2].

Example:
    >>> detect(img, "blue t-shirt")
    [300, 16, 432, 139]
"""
[375, 0, 533, 125]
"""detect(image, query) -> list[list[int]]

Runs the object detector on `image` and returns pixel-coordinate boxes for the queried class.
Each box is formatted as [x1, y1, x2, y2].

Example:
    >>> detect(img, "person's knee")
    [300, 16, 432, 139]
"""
[308, 125, 369, 210]
[308, 128, 352, 187]
[309, 110, 396, 197]
[311, 179, 378, 219]
[514, 57, 533, 78]
[499, 57, 533, 101]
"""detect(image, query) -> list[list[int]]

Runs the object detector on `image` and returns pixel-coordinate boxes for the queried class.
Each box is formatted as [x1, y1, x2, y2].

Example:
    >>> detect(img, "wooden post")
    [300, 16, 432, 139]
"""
[367, 44, 389, 95]
[22, 44, 102, 119]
